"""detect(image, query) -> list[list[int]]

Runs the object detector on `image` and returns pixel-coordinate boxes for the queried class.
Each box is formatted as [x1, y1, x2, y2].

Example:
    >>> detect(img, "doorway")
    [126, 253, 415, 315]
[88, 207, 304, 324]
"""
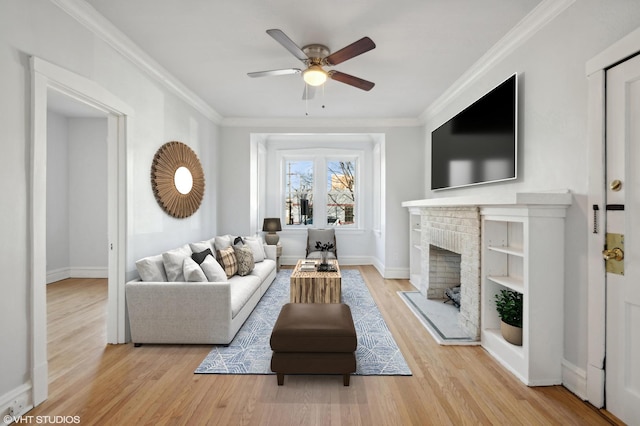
[586, 27, 640, 424]
[30, 57, 132, 406]
[46, 91, 108, 283]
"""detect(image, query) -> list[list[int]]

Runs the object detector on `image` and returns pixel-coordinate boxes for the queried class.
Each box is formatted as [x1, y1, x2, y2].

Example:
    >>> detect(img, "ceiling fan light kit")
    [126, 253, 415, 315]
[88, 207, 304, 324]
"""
[249, 29, 376, 98]
[303, 65, 327, 86]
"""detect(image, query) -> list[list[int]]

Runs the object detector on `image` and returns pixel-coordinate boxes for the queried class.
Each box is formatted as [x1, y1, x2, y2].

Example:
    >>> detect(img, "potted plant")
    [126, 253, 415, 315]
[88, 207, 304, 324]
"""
[494, 289, 523, 346]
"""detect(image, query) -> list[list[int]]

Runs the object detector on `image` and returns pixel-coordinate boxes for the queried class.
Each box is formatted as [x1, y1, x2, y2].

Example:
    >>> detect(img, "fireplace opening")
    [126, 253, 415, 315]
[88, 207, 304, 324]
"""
[427, 245, 461, 301]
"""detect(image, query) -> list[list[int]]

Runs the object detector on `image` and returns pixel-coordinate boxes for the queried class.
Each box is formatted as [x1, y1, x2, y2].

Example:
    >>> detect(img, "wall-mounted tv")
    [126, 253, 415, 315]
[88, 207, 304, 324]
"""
[431, 73, 517, 190]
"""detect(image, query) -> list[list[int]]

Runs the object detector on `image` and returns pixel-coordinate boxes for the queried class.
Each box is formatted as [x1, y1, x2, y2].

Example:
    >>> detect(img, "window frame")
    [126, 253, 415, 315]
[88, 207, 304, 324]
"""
[278, 149, 362, 229]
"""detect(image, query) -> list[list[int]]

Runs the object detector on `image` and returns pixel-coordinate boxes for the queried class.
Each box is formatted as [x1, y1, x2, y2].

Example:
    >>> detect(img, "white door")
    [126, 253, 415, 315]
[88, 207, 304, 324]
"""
[605, 52, 640, 424]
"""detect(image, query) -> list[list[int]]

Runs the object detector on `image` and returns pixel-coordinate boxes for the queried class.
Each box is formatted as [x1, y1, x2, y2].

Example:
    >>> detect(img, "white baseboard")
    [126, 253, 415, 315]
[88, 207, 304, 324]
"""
[47, 267, 108, 284]
[280, 256, 409, 280]
[561, 358, 587, 400]
[1, 382, 33, 425]
[381, 267, 410, 279]
[280, 255, 373, 266]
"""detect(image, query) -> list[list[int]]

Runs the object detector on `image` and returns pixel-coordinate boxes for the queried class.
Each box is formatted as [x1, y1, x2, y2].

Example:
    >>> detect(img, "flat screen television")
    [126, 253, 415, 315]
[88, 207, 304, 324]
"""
[431, 73, 517, 190]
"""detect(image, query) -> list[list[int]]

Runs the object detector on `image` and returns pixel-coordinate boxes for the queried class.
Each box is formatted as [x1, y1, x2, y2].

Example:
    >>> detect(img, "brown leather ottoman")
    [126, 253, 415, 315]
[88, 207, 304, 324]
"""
[270, 303, 357, 386]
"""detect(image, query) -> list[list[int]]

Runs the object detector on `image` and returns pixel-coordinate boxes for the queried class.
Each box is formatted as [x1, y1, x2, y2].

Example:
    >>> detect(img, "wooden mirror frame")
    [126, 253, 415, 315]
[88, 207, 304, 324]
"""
[151, 141, 205, 218]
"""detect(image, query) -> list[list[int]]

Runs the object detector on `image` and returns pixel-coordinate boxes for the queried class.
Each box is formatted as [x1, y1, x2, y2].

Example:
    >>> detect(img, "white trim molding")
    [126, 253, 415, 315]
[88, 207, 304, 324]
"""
[562, 359, 588, 401]
[49, 0, 222, 124]
[420, 0, 575, 123]
[585, 26, 640, 408]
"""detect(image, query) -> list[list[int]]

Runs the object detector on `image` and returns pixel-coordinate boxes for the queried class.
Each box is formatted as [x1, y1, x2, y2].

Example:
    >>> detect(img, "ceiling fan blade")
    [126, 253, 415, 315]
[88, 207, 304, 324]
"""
[266, 29, 308, 62]
[329, 71, 375, 91]
[247, 68, 301, 78]
[324, 37, 376, 66]
[302, 84, 316, 100]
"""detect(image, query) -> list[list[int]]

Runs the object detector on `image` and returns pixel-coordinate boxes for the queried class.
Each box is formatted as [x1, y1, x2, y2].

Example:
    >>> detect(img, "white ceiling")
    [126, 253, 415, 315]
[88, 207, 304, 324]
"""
[83, 0, 542, 120]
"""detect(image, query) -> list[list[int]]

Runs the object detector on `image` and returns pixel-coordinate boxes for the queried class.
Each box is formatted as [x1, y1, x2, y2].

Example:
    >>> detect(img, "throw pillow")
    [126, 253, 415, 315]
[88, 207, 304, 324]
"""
[233, 236, 244, 248]
[213, 235, 233, 251]
[192, 248, 213, 265]
[162, 245, 192, 282]
[135, 254, 168, 281]
[234, 246, 255, 276]
[216, 246, 238, 278]
[183, 257, 207, 282]
[189, 240, 213, 255]
[244, 237, 266, 263]
[200, 254, 228, 282]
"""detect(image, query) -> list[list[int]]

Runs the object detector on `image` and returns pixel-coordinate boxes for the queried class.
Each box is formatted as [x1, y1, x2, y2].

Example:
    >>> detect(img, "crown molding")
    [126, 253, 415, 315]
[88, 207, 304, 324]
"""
[50, 0, 223, 124]
[220, 117, 422, 128]
[419, 0, 575, 124]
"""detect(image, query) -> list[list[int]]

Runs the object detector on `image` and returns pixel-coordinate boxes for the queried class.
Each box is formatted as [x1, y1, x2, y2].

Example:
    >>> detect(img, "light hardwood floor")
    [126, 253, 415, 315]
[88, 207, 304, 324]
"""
[30, 267, 621, 425]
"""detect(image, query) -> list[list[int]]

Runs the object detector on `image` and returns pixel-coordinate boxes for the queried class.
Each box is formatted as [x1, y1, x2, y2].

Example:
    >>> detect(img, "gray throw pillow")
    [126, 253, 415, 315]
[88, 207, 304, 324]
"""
[234, 246, 255, 276]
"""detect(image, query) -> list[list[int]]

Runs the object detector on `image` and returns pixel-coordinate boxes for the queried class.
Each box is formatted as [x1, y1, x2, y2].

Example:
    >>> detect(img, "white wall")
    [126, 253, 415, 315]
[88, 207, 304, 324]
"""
[0, 0, 219, 405]
[46, 111, 71, 275]
[46, 114, 109, 281]
[68, 118, 108, 275]
[421, 0, 640, 389]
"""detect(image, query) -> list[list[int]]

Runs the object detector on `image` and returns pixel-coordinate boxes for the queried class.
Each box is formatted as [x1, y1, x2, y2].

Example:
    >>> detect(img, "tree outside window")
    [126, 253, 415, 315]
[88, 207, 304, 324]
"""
[284, 160, 313, 225]
[327, 160, 356, 226]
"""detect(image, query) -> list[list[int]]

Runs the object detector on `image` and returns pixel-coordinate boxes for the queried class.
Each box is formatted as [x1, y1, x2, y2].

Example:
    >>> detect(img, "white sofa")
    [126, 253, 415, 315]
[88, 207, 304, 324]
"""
[126, 235, 277, 345]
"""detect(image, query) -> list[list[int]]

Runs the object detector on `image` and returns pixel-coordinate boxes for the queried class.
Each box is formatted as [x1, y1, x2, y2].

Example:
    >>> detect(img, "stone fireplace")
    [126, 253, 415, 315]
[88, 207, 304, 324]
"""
[420, 207, 481, 339]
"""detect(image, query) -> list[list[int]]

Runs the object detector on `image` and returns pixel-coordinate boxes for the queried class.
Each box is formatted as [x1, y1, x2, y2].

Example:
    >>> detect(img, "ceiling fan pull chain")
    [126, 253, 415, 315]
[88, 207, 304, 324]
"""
[305, 84, 309, 116]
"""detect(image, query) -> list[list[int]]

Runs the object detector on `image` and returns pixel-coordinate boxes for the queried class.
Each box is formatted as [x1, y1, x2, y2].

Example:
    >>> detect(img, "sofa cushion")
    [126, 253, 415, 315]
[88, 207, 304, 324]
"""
[214, 235, 233, 251]
[162, 244, 192, 282]
[190, 240, 213, 255]
[244, 237, 266, 262]
[217, 246, 238, 278]
[228, 274, 261, 318]
[251, 258, 276, 282]
[200, 254, 227, 282]
[183, 257, 207, 282]
[234, 246, 255, 276]
[135, 254, 167, 282]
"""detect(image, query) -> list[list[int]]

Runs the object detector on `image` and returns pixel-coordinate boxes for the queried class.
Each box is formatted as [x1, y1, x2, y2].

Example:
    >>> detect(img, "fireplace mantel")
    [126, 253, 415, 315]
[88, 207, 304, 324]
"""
[401, 190, 572, 209]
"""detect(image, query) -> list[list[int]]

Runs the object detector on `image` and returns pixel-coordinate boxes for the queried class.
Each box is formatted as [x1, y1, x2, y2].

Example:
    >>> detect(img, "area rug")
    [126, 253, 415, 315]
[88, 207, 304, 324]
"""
[195, 269, 412, 375]
[398, 291, 478, 345]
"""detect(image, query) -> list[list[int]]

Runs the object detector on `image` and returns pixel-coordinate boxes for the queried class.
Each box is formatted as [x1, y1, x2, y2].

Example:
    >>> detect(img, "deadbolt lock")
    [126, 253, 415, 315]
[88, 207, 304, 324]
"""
[610, 179, 622, 191]
[603, 233, 624, 275]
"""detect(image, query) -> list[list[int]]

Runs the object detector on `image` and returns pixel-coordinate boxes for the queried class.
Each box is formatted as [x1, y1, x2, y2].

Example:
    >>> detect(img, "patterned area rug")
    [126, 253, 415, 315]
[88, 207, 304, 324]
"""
[195, 269, 412, 375]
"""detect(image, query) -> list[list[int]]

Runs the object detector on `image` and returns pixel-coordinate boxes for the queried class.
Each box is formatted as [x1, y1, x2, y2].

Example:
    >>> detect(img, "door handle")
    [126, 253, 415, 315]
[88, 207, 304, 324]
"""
[602, 247, 624, 261]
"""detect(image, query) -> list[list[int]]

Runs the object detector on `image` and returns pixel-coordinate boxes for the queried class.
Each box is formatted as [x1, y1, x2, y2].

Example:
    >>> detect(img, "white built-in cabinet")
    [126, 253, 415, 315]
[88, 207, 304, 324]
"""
[480, 204, 569, 386]
[403, 192, 572, 386]
[408, 207, 422, 288]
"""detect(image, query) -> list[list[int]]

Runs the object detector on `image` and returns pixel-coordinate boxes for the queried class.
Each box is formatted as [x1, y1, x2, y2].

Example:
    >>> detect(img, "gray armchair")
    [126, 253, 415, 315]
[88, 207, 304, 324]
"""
[306, 228, 337, 260]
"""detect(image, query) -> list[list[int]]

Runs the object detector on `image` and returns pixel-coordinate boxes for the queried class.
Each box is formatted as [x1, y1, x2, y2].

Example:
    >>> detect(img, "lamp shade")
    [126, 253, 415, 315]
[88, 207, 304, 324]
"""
[262, 218, 282, 232]
[302, 65, 327, 86]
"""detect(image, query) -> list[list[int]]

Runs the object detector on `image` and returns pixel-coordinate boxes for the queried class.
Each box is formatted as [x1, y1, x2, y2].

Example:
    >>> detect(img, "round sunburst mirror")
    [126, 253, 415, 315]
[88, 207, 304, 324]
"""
[151, 141, 205, 218]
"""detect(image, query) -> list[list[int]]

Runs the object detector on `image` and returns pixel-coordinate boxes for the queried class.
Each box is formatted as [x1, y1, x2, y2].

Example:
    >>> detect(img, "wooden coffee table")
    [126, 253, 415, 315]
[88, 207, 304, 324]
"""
[290, 259, 341, 303]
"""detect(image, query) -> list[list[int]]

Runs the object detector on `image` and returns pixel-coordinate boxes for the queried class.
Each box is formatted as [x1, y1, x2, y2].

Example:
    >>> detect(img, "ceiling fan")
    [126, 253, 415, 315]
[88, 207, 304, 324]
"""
[248, 29, 376, 99]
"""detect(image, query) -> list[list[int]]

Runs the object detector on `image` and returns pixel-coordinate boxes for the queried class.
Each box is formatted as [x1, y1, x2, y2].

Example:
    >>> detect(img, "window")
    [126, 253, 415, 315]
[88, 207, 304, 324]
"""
[327, 161, 356, 225]
[282, 155, 359, 227]
[284, 160, 313, 225]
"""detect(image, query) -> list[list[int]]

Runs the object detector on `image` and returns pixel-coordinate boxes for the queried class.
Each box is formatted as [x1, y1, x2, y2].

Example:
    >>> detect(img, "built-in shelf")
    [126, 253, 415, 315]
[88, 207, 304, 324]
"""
[487, 246, 524, 257]
[480, 201, 570, 386]
[408, 207, 422, 289]
[486, 275, 524, 293]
